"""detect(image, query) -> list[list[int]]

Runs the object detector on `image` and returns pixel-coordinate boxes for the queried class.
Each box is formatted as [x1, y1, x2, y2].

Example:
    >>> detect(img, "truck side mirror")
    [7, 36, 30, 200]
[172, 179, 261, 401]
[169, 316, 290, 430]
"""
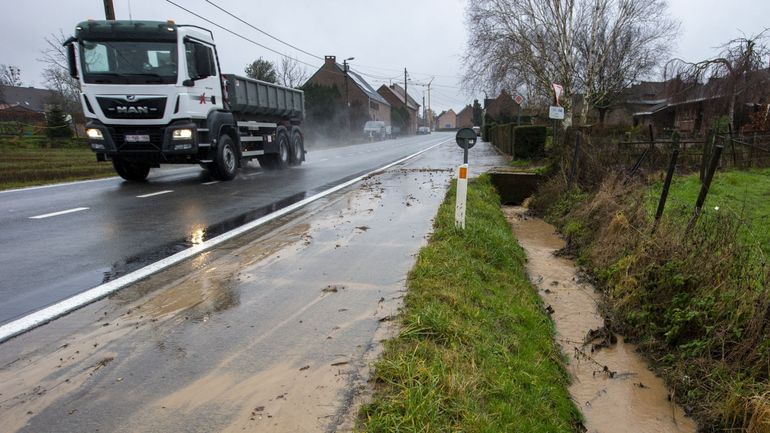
[67, 43, 79, 79]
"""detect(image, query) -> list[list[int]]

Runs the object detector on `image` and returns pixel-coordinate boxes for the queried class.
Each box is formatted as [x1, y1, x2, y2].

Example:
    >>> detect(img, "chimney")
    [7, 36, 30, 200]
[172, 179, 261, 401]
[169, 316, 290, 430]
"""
[324, 55, 336, 66]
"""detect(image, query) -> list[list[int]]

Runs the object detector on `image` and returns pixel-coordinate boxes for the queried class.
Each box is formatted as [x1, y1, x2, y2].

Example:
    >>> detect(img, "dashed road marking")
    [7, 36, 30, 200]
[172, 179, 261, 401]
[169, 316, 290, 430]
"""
[136, 190, 173, 198]
[203, 181, 220, 185]
[29, 207, 90, 219]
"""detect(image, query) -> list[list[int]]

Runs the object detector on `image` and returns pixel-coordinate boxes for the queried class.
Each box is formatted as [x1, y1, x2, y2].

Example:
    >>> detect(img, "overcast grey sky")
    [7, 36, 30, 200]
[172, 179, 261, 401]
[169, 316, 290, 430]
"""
[2, 0, 769, 113]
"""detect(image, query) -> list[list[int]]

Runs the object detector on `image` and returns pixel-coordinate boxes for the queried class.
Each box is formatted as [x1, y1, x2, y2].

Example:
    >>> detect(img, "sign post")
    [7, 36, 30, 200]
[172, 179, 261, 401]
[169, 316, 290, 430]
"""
[454, 128, 477, 229]
[550, 83, 564, 146]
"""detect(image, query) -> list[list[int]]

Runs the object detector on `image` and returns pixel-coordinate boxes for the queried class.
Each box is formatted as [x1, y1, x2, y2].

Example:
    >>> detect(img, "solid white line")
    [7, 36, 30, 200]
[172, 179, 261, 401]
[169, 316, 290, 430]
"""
[202, 181, 220, 185]
[1, 177, 119, 194]
[0, 139, 450, 344]
[29, 207, 90, 220]
[0, 166, 203, 195]
[245, 172, 263, 177]
[136, 190, 173, 198]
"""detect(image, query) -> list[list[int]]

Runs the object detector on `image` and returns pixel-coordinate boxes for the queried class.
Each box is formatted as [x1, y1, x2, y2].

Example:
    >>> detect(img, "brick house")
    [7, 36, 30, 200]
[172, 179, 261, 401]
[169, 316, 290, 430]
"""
[436, 109, 456, 129]
[456, 105, 474, 128]
[304, 56, 391, 133]
[632, 71, 770, 134]
[376, 84, 420, 134]
[0, 85, 58, 123]
[484, 91, 521, 123]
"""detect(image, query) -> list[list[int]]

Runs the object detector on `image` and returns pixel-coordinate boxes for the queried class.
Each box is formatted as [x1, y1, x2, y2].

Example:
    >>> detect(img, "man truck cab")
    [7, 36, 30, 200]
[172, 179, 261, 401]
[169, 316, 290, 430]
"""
[66, 20, 305, 181]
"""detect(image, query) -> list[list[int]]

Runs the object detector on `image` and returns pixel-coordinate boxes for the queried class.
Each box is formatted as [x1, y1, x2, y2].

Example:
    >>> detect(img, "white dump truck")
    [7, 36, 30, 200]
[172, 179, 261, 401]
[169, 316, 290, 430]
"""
[65, 20, 305, 181]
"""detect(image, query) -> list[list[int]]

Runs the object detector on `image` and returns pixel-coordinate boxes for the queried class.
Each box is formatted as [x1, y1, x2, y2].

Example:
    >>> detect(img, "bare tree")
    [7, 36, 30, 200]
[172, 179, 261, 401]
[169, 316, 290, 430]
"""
[664, 30, 770, 131]
[276, 57, 308, 88]
[0, 65, 24, 87]
[574, 0, 678, 123]
[39, 31, 81, 114]
[463, 0, 678, 126]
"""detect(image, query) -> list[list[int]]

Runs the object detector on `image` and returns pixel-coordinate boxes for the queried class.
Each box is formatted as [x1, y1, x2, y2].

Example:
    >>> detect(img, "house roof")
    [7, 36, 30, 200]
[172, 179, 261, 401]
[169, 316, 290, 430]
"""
[303, 57, 391, 107]
[0, 85, 56, 113]
[345, 67, 390, 105]
[378, 84, 419, 111]
[457, 105, 473, 116]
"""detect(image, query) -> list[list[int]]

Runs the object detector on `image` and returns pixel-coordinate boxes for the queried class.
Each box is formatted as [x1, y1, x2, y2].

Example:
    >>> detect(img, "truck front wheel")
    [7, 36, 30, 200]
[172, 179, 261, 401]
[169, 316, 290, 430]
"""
[212, 134, 238, 181]
[112, 159, 150, 182]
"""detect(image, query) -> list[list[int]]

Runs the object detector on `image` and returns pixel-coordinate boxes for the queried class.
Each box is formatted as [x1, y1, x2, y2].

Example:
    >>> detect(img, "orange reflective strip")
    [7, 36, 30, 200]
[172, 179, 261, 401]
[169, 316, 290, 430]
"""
[459, 166, 468, 179]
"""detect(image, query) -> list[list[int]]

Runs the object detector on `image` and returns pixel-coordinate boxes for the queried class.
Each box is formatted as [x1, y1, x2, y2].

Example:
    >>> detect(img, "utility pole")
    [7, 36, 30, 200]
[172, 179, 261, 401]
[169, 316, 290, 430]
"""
[343, 57, 354, 134]
[404, 68, 408, 134]
[422, 95, 426, 127]
[103, 0, 116, 20]
[427, 77, 433, 130]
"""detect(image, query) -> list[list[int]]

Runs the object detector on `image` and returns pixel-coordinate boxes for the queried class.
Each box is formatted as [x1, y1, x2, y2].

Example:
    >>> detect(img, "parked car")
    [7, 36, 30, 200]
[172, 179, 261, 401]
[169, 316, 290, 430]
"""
[472, 126, 481, 136]
[417, 126, 431, 135]
[363, 120, 387, 140]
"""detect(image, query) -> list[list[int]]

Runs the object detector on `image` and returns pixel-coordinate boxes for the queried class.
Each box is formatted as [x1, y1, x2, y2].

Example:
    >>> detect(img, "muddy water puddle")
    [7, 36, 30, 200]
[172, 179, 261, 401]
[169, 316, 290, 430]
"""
[504, 206, 696, 433]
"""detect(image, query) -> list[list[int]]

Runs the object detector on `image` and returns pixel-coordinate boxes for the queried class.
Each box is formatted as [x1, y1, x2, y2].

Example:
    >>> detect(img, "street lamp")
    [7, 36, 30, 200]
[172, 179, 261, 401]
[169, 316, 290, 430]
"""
[343, 57, 354, 133]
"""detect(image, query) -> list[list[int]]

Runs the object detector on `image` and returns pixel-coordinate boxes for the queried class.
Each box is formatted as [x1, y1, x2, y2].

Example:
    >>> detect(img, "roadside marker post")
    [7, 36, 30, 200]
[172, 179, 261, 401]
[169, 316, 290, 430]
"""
[454, 128, 477, 229]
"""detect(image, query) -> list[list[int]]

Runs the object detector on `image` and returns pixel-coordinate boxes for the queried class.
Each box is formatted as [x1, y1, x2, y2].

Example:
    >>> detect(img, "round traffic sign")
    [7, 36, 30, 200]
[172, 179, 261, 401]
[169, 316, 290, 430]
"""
[455, 128, 477, 149]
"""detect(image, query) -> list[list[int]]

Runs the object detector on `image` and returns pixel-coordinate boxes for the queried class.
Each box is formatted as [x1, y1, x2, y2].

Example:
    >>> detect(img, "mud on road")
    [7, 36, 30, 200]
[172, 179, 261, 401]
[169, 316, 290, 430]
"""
[0, 141, 507, 433]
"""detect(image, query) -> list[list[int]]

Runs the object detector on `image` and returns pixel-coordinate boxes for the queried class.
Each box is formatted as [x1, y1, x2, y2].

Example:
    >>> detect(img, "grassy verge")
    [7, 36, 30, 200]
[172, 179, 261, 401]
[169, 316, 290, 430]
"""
[532, 169, 770, 431]
[0, 137, 115, 190]
[358, 175, 582, 432]
[647, 168, 770, 254]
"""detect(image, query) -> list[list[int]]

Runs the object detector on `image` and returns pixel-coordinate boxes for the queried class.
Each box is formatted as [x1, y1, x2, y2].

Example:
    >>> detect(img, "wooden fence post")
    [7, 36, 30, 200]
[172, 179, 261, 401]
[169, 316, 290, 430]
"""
[687, 144, 724, 233]
[653, 133, 680, 232]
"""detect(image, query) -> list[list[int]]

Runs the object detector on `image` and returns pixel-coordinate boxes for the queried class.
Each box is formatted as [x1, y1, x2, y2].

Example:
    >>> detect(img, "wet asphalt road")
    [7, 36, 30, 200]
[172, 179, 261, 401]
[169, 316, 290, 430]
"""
[0, 140, 508, 433]
[0, 133, 452, 325]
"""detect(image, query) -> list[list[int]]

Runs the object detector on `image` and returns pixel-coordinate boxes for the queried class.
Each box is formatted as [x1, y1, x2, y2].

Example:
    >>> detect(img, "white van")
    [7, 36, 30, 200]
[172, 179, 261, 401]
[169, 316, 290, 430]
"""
[363, 121, 387, 140]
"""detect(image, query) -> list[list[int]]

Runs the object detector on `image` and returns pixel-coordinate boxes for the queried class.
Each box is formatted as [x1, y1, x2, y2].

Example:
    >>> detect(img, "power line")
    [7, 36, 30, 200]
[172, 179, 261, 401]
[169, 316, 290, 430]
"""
[164, 0, 320, 69]
[203, 0, 324, 61]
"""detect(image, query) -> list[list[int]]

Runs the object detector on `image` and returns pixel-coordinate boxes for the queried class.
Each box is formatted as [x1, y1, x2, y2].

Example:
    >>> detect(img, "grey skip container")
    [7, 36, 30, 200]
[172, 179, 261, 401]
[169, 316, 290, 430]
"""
[225, 74, 305, 121]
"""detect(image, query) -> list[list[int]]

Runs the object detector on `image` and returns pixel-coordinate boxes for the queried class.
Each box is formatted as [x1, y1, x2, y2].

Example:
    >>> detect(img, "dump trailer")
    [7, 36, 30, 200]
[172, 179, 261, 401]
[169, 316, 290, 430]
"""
[64, 20, 305, 181]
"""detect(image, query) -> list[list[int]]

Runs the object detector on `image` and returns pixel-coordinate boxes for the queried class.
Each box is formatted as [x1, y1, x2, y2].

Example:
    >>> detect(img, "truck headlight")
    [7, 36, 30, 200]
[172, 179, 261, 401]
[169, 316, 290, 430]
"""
[86, 128, 103, 139]
[172, 128, 193, 140]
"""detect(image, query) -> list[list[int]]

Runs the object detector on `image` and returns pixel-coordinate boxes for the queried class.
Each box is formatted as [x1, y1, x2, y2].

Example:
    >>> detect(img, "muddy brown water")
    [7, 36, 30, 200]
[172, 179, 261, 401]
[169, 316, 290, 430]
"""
[504, 206, 697, 433]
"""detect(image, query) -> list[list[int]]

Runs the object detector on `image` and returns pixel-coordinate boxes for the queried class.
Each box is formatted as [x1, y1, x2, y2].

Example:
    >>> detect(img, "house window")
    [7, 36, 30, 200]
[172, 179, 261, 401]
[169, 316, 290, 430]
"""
[370, 101, 379, 111]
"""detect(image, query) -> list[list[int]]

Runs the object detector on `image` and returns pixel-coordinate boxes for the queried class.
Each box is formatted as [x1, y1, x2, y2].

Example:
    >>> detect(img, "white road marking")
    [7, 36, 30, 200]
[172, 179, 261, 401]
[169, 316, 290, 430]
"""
[29, 207, 90, 220]
[245, 172, 263, 177]
[0, 139, 451, 343]
[136, 190, 173, 198]
[203, 181, 220, 185]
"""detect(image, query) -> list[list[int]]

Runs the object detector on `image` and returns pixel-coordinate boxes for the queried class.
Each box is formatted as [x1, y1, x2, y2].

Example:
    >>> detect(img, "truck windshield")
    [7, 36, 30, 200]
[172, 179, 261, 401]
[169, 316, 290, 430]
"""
[80, 40, 178, 84]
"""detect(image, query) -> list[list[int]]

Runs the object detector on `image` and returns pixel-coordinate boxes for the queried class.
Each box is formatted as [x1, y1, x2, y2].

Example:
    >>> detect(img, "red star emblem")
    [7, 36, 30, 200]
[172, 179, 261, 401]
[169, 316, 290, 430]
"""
[199, 93, 207, 104]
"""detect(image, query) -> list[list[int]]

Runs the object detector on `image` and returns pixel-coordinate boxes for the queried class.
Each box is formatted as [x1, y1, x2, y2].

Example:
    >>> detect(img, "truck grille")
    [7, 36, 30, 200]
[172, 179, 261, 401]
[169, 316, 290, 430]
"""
[97, 97, 166, 120]
[109, 126, 164, 152]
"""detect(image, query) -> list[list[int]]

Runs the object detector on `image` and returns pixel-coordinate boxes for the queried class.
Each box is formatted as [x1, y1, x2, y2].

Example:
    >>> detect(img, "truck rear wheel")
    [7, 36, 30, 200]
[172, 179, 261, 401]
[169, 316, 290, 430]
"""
[274, 131, 290, 169]
[112, 159, 150, 182]
[212, 134, 238, 181]
[289, 131, 303, 166]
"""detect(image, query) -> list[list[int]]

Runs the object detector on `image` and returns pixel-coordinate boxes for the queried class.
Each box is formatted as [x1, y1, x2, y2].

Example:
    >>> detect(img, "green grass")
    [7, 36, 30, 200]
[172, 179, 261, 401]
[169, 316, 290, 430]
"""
[649, 168, 770, 254]
[358, 175, 581, 432]
[0, 137, 115, 190]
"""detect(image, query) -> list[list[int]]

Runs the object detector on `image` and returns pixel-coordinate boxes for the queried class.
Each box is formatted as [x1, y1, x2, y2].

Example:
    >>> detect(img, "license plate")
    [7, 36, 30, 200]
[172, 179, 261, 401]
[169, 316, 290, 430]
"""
[125, 134, 150, 143]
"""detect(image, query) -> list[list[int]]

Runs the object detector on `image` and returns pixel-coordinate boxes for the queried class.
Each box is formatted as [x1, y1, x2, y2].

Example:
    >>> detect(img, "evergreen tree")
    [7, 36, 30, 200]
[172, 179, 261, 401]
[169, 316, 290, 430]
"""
[46, 106, 72, 139]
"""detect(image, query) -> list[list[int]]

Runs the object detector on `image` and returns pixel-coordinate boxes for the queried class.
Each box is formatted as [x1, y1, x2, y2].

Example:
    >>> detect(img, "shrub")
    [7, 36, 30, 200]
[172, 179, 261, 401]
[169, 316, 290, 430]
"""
[45, 106, 73, 139]
[513, 125, 546, 159]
